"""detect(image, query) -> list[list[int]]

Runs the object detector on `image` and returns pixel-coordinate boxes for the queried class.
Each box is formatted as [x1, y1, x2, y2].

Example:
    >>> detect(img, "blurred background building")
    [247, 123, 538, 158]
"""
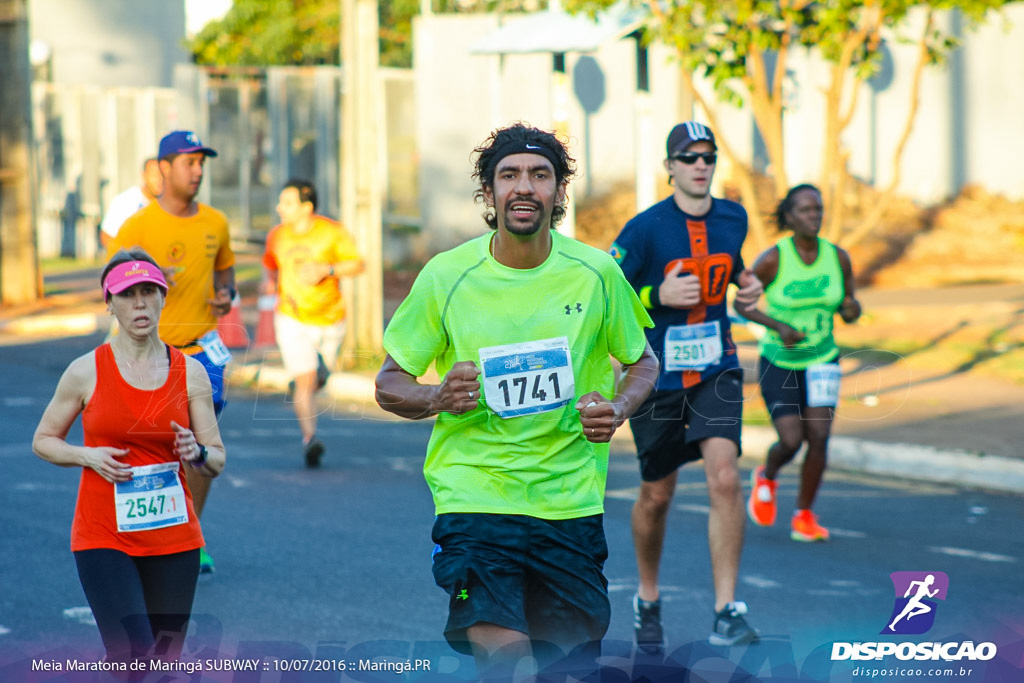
[26, 1, 1024, 266]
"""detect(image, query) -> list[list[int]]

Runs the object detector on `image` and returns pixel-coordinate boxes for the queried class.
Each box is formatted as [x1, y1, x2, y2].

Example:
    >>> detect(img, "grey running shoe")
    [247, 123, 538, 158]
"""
[633, 594, 665, 655]
[709, 601, 759, 646]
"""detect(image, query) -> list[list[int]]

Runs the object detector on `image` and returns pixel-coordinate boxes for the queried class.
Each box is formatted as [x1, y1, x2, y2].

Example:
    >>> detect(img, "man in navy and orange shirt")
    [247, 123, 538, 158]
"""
[611, 121, 763, 652]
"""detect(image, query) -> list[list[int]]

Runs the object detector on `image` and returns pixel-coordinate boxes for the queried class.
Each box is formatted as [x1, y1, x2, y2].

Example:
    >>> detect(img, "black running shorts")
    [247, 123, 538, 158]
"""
[430, 512, 610, 657]
[630, 368, 745, 482]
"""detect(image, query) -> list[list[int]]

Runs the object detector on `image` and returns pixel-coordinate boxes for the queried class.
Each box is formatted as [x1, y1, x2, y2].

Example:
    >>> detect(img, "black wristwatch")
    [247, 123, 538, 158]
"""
[192, 443, 209, 468]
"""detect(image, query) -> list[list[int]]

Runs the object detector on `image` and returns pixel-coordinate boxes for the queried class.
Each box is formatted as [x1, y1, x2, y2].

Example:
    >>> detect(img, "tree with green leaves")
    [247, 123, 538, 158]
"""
[189, 0, 342, 66]
[188, 0, 548, 69]
[566, 0, 1012, 248]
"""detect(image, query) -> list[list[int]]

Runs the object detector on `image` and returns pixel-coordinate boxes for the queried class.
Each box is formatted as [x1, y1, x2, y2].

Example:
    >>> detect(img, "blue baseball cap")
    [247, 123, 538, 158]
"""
[158, 130, 218, 159]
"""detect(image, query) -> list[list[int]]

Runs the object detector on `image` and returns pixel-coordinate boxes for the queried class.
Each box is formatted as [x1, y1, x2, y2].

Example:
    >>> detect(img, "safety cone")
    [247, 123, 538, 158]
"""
[254, 294, 277, 348]
[217, 294, 250, 349]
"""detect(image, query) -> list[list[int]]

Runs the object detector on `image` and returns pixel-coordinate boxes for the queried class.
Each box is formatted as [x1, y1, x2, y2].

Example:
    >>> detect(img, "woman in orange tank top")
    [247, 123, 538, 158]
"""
[33, 247, 226, 671]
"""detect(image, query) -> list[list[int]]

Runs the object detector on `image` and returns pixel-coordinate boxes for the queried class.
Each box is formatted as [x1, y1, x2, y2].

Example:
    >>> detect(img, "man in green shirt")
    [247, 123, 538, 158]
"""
[375, 123, 658, 678]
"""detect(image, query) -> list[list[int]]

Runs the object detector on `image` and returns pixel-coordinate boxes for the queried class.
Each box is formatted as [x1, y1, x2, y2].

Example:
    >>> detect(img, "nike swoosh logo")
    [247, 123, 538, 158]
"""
[525, 144, 541, 150]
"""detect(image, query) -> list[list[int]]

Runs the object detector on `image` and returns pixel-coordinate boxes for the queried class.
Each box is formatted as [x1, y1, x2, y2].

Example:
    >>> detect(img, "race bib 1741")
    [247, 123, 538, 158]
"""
[479, 337, 575, 419]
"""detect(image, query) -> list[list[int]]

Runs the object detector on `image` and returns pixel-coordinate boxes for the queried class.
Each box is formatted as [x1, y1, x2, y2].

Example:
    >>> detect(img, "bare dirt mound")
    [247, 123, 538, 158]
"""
[862, 186, 1024, 288]
[575, 182, 1024, 290]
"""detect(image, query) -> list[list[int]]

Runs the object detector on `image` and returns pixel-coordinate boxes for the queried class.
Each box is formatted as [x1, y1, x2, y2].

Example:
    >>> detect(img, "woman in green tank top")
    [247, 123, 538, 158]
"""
[736, 184, 861, 542]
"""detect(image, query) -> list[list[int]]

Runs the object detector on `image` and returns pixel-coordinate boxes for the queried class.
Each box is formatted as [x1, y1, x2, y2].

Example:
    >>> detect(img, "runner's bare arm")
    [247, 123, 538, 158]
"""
[734, 247, 804, 345]
[658, 261, 702, 308]
[577, 341, 659, 443]
[375, 355, 480, 419]
[209, 266, 236, 316]
[32, 354, 132, 483]
[261, 266, 279, 295]
[733, 269, 763, 309]
[837, 247, 862, 323]
[329, 253, 365, 277]
[181, 355, 225, 477]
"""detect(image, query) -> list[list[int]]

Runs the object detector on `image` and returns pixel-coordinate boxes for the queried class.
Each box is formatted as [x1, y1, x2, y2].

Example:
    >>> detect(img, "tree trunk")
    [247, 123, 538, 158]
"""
[0, 0, 41, 305]
[843, 9, 934, 249]
[340, 0, 384, 359]
[746, 43, 789, 199]
[680, 67, 769, 250]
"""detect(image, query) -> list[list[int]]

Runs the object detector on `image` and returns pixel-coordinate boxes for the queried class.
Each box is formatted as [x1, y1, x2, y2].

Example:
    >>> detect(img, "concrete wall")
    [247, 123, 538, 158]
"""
[413, 6, 1024, 253]
[782, 5, 1024, 204]
[959, 4, 1024, 199]
[29, 0, 188, 88]
[413, 13, 691, 251]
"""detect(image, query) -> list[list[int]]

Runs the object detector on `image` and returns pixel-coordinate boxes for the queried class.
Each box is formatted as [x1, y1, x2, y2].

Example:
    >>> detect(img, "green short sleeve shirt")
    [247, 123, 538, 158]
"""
[383, 231, 653, 519]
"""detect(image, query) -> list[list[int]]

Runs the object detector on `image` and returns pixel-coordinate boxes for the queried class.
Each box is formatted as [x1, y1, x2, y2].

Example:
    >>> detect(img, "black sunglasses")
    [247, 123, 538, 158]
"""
[672, 152, 717, 165]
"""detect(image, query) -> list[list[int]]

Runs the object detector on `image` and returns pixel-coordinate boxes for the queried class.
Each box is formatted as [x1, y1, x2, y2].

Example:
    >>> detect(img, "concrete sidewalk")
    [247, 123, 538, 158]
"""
[3, 287, 1023, 495]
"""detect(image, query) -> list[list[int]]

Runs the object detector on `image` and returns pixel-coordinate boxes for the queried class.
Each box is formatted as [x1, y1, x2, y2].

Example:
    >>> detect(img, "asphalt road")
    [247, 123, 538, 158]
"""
[1, 332, 1022, 682]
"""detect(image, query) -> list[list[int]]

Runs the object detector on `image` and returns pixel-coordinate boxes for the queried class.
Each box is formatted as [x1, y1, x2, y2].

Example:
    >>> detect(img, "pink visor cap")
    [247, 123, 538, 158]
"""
[103, 261, 168, 299]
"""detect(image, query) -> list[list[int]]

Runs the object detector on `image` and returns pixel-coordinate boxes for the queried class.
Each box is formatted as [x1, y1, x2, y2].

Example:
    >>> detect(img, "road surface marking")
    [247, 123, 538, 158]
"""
[63, 607, 96, 626]
[15, 482, 74, 492]
[829, 528, 868, 538]
[743, 575, 782, 589]
[929, 546, 1015, 563]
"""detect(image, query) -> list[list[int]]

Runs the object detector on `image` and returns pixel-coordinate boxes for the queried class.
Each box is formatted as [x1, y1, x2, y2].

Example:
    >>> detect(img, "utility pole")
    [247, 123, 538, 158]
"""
[0, 0, 40, 305]
[340, 0, 384, 362]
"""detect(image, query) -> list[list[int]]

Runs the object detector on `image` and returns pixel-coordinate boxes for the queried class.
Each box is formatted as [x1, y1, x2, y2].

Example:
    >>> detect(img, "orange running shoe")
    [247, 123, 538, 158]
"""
[747, 465, 777, 526]
[791, 509, 830, 542]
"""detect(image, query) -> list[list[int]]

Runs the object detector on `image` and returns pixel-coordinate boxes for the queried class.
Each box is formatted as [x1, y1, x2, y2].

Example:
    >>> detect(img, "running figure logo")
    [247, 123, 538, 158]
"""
[882, 571, 949, 635]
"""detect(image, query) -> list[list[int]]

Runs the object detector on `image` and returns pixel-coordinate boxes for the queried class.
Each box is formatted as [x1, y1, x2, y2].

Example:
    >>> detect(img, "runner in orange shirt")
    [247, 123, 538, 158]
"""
[263, 179, 364, 467]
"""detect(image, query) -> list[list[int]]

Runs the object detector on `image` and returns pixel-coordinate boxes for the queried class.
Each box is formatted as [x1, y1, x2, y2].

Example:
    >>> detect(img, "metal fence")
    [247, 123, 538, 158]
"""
[32, 83, 177, 260]
[32, 66, 419, 263]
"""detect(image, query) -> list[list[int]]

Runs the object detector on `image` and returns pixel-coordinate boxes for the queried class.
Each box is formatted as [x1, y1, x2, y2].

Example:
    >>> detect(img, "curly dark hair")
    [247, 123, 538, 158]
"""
[471, 123, 577, 230]
[774, 183, 821, 231]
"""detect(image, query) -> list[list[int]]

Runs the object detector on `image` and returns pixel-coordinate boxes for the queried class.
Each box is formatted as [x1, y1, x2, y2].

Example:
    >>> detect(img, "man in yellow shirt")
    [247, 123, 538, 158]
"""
[110, 130, 235, 573]
[262, 180, 364, 467]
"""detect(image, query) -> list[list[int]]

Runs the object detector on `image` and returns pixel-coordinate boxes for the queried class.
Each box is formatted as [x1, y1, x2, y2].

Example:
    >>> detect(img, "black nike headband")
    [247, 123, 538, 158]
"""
[486, 139, 563, 183]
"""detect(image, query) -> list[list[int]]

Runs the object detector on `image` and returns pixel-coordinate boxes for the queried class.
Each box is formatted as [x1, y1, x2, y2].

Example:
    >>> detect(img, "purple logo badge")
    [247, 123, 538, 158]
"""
[881, 571, 949, 635]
